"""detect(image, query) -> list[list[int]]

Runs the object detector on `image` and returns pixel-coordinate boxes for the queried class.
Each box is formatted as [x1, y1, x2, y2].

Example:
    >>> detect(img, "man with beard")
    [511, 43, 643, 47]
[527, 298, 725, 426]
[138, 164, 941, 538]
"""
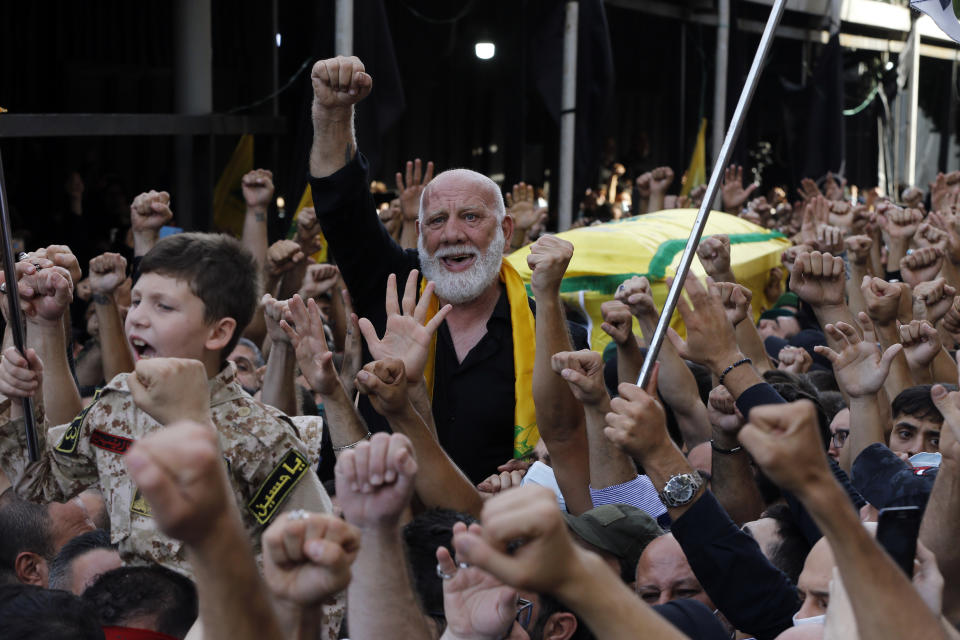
[308, 56, 585, 483]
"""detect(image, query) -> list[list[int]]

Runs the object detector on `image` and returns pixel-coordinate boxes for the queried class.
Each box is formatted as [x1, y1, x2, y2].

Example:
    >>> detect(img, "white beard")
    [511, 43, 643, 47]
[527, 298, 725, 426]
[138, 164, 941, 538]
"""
[418, 227, 504, 304]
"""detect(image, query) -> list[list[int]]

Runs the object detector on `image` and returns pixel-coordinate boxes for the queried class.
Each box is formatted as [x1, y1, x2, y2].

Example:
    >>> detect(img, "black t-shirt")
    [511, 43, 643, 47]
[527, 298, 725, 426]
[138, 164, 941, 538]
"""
[311, 154, 586, 484]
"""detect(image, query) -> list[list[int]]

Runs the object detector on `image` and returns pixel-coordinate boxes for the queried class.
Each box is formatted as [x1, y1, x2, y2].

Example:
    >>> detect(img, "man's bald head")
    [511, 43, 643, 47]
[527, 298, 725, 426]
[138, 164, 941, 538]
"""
[419, 169, 505, 224]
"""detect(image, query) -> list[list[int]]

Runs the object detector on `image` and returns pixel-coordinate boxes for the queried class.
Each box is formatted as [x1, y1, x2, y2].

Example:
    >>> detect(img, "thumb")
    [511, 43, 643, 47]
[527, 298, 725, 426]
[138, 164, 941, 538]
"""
[357, 317, 380, 351]
[736, 422, 771, 456]
[930, 385, 960, 423]
[879, 343, 903, 373]
[665, 327, 689, 359]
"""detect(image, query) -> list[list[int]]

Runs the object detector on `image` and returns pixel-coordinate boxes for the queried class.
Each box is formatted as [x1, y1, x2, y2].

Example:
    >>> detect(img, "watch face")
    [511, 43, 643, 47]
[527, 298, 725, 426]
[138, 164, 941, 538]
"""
[663, 474, 699, 506]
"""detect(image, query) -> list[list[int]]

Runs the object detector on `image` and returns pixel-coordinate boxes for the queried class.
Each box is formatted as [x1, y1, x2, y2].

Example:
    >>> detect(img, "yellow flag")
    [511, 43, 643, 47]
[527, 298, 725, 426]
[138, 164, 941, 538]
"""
[287, 183, 328, 263]
[680, 119, 707, 197]
[212, 134, 254, 236]
[505, 210, 789, 353]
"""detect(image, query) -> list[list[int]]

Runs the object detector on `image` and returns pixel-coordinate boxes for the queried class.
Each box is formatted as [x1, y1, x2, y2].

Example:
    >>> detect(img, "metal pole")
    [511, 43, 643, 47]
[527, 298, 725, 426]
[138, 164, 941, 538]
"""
[637, 0, 787, 389]
[0, 150, 39, 462]
[905, 16, 920, 186]
[712, 0, 730, 172]
[173, 0, 212, 230]
[557, 1, 579, 231]
[336, 0, 353, 56]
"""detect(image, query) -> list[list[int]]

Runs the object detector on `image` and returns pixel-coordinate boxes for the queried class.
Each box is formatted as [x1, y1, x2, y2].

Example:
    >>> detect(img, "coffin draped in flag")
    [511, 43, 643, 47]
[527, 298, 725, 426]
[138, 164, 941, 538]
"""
[911, 0, 960, 43]
[505, 210, 790, 352]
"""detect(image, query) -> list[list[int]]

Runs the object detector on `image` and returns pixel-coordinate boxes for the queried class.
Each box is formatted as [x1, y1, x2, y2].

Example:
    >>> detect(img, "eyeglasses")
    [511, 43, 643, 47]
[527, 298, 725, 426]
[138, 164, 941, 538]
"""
[515, 598, 533, 629]
[831, 429, 849, 449]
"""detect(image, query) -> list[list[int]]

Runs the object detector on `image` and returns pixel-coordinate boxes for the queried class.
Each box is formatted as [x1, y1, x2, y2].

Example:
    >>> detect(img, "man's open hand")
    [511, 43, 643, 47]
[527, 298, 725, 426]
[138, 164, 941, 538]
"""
[721, 165, 758, 213]
[263, 511, 360, 607]
[395, 159, 434, 222]
[813, 320, 901, 398]
[280, 294, 339, 396]
[664, 273, 741, 372]
[358, 270, 451, 383]
[128, 358, 211, 426]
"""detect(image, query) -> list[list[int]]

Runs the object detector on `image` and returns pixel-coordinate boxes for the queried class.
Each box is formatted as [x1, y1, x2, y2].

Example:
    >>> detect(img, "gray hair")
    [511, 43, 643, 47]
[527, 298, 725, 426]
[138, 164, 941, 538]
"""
[235, 337, 265, 368]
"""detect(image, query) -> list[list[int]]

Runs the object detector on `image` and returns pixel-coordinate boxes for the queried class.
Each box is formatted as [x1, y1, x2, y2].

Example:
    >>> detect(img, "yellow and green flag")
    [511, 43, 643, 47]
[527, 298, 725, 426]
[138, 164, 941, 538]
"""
[505, 210, 789, 353]
[212, 134, 254, 236]
[680, 118, 707, 197]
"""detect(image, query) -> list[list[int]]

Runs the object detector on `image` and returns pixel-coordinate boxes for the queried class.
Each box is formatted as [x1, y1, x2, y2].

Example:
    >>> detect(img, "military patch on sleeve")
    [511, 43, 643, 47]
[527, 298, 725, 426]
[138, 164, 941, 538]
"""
[54, 388, 104, 455]
[130, 488, 153, 517]
[247, 449, 309, 525]
[90, 429, 134, 455]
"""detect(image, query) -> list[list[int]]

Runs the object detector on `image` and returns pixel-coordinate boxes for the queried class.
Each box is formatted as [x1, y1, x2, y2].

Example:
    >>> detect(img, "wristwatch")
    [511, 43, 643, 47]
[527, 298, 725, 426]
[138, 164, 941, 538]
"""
[659, 472, 704, 508]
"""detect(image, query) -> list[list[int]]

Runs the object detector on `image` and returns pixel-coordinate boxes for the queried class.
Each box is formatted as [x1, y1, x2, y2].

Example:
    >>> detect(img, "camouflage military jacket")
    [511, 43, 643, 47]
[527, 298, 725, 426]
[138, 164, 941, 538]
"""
[0, 362, 344, 636]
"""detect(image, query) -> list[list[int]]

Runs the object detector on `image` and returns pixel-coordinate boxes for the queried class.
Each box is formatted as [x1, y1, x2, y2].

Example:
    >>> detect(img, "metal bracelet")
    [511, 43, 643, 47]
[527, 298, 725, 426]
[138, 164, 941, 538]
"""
[332, 432, 372, 452]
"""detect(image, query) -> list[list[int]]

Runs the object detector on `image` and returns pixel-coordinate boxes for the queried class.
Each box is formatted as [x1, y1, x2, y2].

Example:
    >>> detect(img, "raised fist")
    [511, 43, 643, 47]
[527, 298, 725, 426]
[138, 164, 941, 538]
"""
[600, 299, 635, 346]
[299, 263, 340, 302]
[296, 208, 324, 255]
[241, 169, 274, 211]
[89, 252, 128, 296]
[900, 247, 944, 288]
[130, 190, 173, 233]
[697, 234, 732, 280]
[266, 240, 305, 277]
[311, 56, 373, 113]
[355, 358, 410, 418]
[128, 357, 211, 426]
[649, 166, 674, 196]
[527, 235, 573, 296]
[715, 281, 752, 326]
[844, 235, 873, 266]
[550, 349, 608, 406]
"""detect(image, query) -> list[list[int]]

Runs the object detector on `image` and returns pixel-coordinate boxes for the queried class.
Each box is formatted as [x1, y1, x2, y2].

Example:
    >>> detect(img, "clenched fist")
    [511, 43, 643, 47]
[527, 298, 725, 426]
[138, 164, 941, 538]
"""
[128, 357, 211, 426]
[131, 190, 173, 233]
[311, 56, 372, 114]
[242, 169, 275, 211]
[89, 252, 128, 296]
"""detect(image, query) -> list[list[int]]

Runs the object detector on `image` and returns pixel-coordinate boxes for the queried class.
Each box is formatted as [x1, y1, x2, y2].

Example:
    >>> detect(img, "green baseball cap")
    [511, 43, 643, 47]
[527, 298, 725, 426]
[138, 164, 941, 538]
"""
[563, 504, 664, 582]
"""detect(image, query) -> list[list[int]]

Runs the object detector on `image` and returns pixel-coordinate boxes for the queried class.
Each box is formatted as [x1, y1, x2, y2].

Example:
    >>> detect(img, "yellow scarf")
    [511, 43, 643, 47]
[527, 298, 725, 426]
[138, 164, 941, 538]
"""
[421, 261, 538, 457]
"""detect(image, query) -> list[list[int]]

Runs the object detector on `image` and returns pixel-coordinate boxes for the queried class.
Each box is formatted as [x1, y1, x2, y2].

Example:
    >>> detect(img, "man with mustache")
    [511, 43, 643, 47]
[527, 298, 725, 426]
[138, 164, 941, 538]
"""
[308, 56, 586, 484]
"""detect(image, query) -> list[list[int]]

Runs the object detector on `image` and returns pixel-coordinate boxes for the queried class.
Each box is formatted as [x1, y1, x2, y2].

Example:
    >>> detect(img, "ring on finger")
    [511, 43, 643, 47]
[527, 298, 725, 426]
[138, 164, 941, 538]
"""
[287, 509, 309, 521]
[436, 563, 456, 580]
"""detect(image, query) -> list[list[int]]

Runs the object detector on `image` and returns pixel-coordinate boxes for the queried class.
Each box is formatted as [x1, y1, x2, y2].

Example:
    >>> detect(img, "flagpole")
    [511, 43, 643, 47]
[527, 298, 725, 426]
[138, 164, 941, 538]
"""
[0, 149, 40, 462]
[637, 0, 787, 389]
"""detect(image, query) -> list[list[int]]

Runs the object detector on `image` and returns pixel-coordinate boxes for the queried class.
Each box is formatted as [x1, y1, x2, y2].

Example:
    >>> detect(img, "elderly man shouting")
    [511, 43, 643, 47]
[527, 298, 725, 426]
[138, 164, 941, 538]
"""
[308, 56, 586, 483]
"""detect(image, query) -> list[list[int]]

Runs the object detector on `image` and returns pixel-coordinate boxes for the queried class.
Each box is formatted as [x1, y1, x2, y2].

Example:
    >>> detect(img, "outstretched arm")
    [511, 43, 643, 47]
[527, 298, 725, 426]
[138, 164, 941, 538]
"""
[740, 401, 946, 640]
[309, 56, 372, 179]
[528, 236, 592, 515]
[356, 357, 483, 518]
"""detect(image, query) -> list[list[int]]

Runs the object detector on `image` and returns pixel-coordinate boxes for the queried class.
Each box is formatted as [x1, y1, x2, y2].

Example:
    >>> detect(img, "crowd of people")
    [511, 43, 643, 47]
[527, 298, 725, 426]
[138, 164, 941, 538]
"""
[0, 53, 958, 640]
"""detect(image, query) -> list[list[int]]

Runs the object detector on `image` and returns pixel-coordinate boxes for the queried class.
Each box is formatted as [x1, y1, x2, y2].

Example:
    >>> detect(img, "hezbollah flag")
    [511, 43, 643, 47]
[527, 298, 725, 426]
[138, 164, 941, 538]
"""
[680, 119, 707, 197]
[506, 210, 789, 353]
[911, 0, 960, 43]
[286, 184, 328, 263]
[212, 134, 253, 236]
